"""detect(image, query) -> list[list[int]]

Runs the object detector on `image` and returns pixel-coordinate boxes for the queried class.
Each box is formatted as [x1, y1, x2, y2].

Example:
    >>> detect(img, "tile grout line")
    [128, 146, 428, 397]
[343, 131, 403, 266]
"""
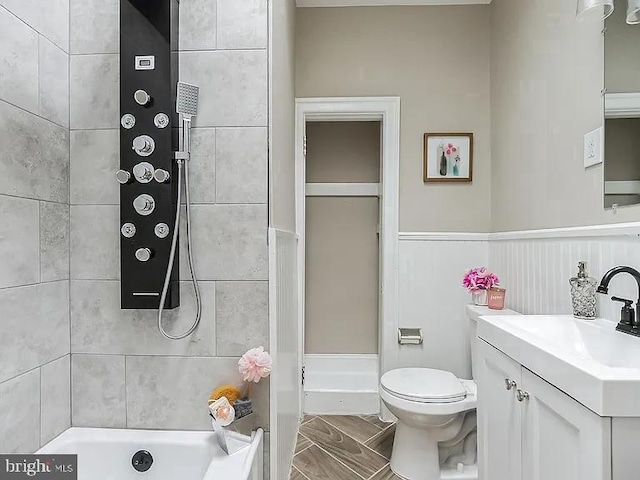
[291, 466, 312, 480]
[0, 278, 78, 292]
[0, 97, 69, 131]
[292, 442, 314, 458]
[0, 4, 69, 54]
[302, 418, 382, 480]
[314, 417, 391, 465]
[0, 192, 69, 206]
[0, 353, 69, 387]
[69, 353, 74, 427]
[38, 200, 42, 284]
[38, 366, 43, 448]
[320, 415, 383, 443]
[364, 422, 395, 445]
[311, 441, 369, 480]
[367, 462, 391, 480]
[124, 355, 128, 428]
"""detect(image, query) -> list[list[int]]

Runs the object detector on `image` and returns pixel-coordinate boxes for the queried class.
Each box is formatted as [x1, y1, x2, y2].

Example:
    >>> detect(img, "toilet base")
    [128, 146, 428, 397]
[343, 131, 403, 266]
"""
[390, 421, 441, 480]
[389, 421, 479, 480]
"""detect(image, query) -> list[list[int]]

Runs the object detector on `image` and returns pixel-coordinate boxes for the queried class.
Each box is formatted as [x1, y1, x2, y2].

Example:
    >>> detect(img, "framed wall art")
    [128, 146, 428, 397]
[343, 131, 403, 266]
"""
[423, 133, 473, 183]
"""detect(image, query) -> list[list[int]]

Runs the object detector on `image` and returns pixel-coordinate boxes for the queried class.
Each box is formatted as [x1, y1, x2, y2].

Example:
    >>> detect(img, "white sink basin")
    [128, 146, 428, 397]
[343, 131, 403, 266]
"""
[478, 314, 640, 417]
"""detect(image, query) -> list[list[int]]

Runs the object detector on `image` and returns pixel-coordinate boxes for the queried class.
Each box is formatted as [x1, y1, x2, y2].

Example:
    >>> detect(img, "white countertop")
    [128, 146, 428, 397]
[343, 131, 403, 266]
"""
[478, 314, 640, 417]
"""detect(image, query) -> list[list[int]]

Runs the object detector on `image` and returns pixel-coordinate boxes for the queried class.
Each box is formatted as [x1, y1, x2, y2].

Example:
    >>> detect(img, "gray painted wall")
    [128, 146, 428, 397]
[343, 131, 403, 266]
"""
[296, 6, 492, 233]
[68, 0, 270, 433]
[0, 1, 71, 452]
[490, 0, 640, 230]
[304, 122, 380, 355]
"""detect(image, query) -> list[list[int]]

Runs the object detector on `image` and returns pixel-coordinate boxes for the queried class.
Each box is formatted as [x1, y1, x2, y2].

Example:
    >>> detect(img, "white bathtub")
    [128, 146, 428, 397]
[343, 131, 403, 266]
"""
[37, 428, 263, 480]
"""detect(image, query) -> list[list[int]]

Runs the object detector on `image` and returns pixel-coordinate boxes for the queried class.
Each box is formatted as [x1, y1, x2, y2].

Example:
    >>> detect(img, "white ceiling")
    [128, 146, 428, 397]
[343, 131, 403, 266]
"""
[296, 0, 491, 7]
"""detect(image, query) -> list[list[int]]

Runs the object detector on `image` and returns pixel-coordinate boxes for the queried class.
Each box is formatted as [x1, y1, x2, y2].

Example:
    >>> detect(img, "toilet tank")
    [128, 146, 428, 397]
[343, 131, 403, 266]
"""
[466, 304, 520, 379]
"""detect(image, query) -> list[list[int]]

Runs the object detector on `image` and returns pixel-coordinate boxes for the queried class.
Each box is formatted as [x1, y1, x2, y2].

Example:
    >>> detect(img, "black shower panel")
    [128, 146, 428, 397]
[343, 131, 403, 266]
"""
[119, 0, 180, 309]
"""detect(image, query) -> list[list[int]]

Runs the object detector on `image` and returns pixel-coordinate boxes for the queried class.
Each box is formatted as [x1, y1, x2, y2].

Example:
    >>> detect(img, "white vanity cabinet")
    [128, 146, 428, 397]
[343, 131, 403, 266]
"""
[477, 340, 522, 480]
[478, 339, 612, 480]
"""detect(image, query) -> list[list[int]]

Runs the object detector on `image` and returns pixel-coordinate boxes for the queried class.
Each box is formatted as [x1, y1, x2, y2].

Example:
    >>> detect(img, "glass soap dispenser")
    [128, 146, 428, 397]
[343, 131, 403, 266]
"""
[569, 261, 597, 320]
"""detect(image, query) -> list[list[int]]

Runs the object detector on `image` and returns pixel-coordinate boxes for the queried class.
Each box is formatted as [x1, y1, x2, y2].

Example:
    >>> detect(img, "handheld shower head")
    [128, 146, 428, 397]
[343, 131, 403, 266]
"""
[176, 82, 199, 118]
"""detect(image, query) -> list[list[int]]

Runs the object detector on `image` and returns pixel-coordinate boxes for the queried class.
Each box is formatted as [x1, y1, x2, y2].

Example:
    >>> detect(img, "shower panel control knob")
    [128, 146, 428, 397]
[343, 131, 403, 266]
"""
[133, 194, 155, 216]
[154, 169, 170, 183]
[135, 248, 152, 262]
[132, 162, 155, 183]
[134, 89, 152, 106]
[121, 113, 136, 129]
[121, 223, 136, 238]
[154, 223, 170, 238]
[132, 135, 155, 157]
[115, 169, 131, 184]
[154, 113, 169, 129]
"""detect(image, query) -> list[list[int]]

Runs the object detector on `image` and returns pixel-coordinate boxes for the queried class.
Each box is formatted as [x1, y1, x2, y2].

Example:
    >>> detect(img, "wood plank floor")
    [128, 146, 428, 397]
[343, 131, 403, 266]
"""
[290, 415, 401, 480]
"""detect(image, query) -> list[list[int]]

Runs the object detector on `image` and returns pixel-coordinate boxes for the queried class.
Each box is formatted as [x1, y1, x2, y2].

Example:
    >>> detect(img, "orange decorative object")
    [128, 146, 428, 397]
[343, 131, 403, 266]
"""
[209, 385, 242, 405]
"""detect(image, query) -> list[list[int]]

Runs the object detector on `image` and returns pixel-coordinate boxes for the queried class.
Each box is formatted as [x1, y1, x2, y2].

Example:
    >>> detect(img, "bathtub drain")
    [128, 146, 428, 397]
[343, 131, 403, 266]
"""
[132, 450, 153, 472]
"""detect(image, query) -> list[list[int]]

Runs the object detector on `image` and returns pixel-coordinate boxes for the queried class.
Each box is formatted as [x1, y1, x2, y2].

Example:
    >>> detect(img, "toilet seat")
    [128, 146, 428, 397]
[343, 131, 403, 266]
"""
[381, 368, 467, 403]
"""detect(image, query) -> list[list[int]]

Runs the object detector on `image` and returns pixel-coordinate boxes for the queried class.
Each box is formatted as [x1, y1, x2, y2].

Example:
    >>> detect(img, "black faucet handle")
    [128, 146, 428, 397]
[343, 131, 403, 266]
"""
[612, 296, 635, 326]
[612, 296, 634, 307]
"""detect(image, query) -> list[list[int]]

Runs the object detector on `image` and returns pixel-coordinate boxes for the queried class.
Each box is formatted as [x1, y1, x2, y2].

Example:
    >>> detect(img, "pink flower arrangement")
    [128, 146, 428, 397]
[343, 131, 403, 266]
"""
[463, 267, 499, 292]
[238, 346, 273, 383]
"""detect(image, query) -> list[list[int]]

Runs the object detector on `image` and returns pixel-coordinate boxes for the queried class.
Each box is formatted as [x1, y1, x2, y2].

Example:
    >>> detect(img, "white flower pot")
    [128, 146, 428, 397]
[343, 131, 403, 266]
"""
[472, 290, 488, 306]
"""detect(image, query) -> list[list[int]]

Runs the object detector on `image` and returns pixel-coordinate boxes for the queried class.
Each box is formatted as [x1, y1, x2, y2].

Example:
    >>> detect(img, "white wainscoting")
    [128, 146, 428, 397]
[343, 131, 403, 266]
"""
[397, 233, 489, 380]
[268, 229, 299, 480]
[489, 223, 640, 324]
[303, 354, 380, 415]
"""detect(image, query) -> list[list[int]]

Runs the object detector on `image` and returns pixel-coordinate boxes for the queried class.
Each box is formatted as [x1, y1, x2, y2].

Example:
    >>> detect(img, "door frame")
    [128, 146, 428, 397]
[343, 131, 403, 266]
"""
[295, 97, 401, 417]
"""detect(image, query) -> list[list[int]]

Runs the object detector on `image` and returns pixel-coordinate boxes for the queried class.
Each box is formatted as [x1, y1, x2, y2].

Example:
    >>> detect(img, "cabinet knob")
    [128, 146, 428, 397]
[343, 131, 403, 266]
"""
[505, 378, 517, 391]
[516, 389, 530, 402]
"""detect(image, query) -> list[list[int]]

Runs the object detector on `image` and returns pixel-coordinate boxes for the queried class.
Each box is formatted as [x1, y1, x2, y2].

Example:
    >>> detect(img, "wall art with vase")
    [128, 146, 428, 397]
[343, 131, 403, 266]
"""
[424, 133, 473, 183]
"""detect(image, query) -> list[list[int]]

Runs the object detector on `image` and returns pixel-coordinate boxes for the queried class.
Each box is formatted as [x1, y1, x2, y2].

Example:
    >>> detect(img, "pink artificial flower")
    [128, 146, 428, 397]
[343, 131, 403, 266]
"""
[462, 267, 500, 292]
[452, 147, 458, 152]
[238, 346, 273, 383]
[448, 143, 454, 148]
[446, 149, 452, 155]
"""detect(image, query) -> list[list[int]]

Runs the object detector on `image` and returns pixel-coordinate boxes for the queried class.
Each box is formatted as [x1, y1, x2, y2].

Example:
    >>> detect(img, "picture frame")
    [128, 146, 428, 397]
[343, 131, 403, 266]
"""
[423, 133, 474, 183]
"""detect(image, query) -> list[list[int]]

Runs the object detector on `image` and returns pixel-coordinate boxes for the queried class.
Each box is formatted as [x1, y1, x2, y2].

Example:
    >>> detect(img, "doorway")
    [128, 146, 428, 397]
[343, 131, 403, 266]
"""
[295, 97, 400, 418]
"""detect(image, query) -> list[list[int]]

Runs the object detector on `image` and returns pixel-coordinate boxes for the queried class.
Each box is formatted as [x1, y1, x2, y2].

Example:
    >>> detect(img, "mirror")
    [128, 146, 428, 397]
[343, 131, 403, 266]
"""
[604, 5, 640, 209]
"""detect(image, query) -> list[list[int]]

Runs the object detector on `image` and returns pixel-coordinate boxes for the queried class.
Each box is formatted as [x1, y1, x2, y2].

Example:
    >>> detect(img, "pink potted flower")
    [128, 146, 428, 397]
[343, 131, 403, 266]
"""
[463, 267, 500, 306]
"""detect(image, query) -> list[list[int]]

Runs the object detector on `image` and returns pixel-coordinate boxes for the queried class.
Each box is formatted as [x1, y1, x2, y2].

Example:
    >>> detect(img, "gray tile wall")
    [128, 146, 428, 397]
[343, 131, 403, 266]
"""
[0, 1, 70, 453]
[69, 0, 270, 448]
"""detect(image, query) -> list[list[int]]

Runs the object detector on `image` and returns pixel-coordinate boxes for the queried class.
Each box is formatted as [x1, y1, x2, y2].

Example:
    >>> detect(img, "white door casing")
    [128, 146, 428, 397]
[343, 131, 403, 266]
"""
[295, 97, 401, 418]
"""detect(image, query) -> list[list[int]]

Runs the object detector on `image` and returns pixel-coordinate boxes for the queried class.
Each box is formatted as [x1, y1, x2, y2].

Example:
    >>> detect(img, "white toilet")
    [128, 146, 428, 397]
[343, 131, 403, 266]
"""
[380, 306, 517, 480]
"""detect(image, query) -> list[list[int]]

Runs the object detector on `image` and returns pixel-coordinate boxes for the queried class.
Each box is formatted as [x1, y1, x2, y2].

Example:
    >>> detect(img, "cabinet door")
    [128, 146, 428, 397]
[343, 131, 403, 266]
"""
[521, 368, 611, 480]
[478, 340, 522, 480]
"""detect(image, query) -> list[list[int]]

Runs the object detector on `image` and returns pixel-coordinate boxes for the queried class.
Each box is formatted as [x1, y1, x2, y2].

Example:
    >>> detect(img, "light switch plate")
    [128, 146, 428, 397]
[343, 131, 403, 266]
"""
[584, 127, 603, 168]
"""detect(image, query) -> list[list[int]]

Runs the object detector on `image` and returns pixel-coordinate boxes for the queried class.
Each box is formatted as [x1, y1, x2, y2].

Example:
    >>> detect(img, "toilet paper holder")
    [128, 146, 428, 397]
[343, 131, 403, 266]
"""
[398, 328, 423, 345]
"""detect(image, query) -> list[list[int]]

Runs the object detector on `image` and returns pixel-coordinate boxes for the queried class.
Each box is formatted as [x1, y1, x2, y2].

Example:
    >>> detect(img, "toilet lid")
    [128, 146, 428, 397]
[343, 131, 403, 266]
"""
[380, 368, 467, 403]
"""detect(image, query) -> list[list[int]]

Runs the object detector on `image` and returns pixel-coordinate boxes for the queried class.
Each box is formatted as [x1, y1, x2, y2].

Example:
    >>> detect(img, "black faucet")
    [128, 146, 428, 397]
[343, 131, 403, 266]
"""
[597, 266, 640, 337]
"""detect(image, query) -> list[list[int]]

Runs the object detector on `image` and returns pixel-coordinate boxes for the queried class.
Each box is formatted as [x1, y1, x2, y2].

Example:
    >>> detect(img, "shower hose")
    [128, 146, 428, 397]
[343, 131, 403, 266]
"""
[157, 157, 202, 339]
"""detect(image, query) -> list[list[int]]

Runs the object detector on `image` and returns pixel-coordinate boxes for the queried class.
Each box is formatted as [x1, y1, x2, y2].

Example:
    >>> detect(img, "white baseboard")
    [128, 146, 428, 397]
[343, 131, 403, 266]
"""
[304, 391, 380, 415]
[303, 354, 379, 415]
